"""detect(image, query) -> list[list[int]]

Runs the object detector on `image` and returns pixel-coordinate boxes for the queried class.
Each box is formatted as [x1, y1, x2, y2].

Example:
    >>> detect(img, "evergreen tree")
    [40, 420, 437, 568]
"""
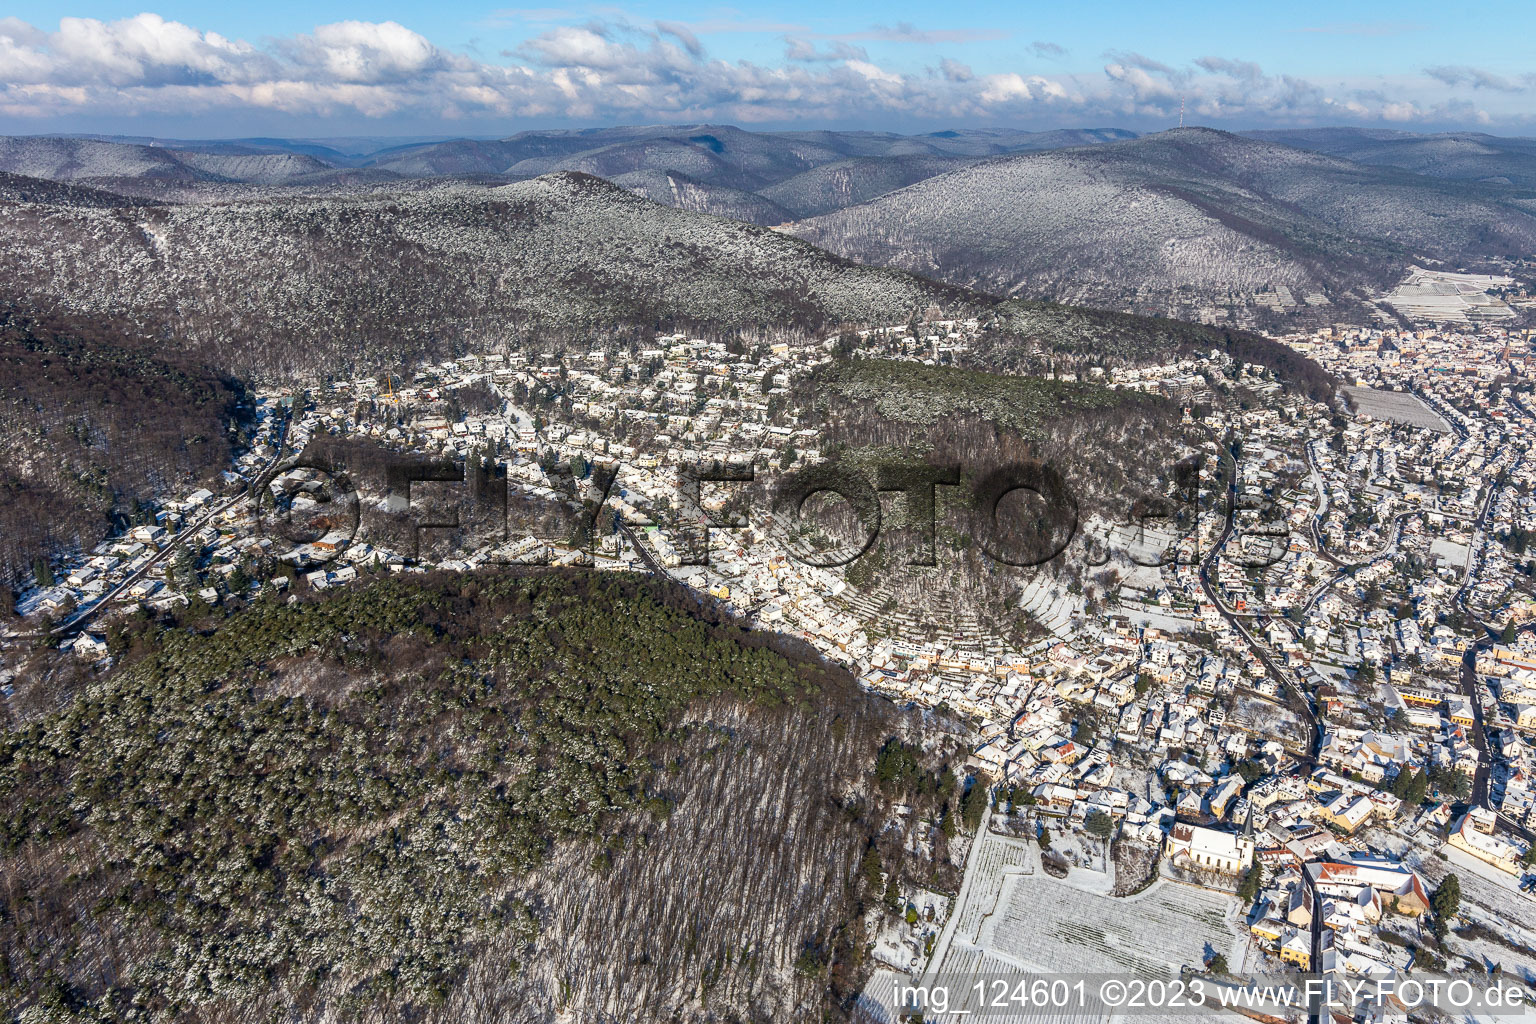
[1431, 874, 1460, 922]
[1084, 810, 1115, 841]
[1237, 861, 1264, 903]
[1406, 768, 1428, 806]
[171, 547, 198, 591]
[960, 778, 989, 832]
[861, 847, 883, 895]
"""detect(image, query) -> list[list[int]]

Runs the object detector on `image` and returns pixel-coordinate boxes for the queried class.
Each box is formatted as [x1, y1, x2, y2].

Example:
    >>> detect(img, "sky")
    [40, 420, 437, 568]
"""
[1, 1, 1533, 139]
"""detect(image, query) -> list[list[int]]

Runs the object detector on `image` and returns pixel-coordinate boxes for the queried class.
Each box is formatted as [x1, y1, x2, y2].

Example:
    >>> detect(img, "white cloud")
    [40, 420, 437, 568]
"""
[0, 13, 1523, 130]
[655, 21, 703, 58]
[1424, 65, 1530, 93]
[784, 38, 867, 63]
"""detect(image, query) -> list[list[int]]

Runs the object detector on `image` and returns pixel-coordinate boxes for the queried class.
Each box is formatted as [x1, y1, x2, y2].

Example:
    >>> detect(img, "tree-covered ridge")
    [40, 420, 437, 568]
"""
[0, 304, 245, 587]
[813, 358, 1171, 440]
[978, 300, 1338, 408]
[0, 570, 892, 1022]
[0, 172, 981, 379]
[778, 357, 1201, 645]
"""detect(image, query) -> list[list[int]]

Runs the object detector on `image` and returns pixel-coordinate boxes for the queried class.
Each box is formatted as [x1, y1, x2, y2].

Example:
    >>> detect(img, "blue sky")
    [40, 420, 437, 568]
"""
[1, 1, 1531, 137]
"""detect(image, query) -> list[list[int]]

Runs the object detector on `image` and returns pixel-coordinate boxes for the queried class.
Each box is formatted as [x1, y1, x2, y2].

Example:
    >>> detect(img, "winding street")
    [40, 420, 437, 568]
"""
[41, 406, 294, 642]
[1197, 478, 1323, 763]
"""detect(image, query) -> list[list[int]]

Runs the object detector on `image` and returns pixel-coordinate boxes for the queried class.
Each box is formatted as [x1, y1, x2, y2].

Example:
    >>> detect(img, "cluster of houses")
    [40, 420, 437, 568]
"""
[7, 316, 1536, 994]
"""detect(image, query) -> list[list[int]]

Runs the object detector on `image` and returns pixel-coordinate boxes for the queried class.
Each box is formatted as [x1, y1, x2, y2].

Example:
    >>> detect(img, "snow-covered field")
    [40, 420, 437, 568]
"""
[1431, 537, 1472, 569]
[1384, 266, 1516, 322]
[1018, 576, 1081, 635]
[900, 871, 1242, 1024]
[1343, 385, 1451, 432]
[979, 876, 1240, 975]
[902, 819, 1246, 1023]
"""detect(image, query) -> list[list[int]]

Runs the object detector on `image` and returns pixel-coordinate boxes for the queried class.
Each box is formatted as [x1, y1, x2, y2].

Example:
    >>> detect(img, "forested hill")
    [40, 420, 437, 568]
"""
[0, 170, 977, 379]
[2, 167, 1336, 393]
[0, 305, 246, 590]
[981, 299, 1337, 407]
[0, 569, 972, 1023]
[788, 128, 1536, 324]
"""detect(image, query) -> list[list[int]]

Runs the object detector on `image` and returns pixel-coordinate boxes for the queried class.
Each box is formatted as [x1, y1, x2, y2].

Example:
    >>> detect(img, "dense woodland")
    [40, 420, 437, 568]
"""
[0, 305, 245, 590]
[789, 129, 1536, 325]
[0, 570, 972, 1022]
[770, 359, 1199, 640]
[0, 173, 979, 380]
[978, 300, 1339, 409]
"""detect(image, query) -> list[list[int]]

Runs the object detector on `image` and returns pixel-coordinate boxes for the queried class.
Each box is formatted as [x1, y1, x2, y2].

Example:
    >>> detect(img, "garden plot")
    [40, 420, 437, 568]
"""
[1226, 693, 1307, 747]
[870, 883, 951, 972]
[1430, 537, 1471, 571]
[1112, 601, 1199, 635]
[1041, 825, 1111, 878]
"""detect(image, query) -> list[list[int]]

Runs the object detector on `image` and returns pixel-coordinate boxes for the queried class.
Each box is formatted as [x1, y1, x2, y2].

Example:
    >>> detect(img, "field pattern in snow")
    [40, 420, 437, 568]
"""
[982, 877, 1236, 976]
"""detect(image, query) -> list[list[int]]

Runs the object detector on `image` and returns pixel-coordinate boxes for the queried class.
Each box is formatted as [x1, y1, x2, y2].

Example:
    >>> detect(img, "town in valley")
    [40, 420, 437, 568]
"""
[7, 294, 1536, 1021]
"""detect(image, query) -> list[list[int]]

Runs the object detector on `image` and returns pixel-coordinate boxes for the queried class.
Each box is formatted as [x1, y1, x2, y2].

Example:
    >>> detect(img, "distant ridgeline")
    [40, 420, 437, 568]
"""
[0, 569, 974, 1022]
[0, 148, 1339, 390]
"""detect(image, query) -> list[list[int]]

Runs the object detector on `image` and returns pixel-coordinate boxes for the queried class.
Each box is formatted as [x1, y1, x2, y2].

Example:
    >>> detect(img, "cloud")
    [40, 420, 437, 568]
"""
[1194, 57, 1263, 83]
[284, 21, 447, 84]
[1030, 41, 1066, 59]
[480, 8, 571, 28]
[845, 23, 1008, 44]
[939, 58, 973, 83]
[783, 37, 868, 63]
[1425, 65, 1529, 93]
[655, 21, 703, 58]
[0, 13, 1522, 131]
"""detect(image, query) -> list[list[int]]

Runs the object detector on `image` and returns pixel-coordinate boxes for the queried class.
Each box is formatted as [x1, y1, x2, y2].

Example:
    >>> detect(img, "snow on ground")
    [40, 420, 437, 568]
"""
[1101, 522, 1183, 586]
[1228, 692, 1307, 745]
[1343, 385, 1451, 433]
[1375, 826, 1536, 985]
[952, 828, 1040, 944]
[1018, 575, 1081, 635]
[974, 875, 1240, 975]
[1041, 825, 1112, 880]
[1112, 602, 1199, 635]
[872, 813, 1246, 1023]
[869, 882, 951, 973]
[931, 825, 1242, 985]
[1384, 266, 1516, 323]
[1431, 537, 1471, 568]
